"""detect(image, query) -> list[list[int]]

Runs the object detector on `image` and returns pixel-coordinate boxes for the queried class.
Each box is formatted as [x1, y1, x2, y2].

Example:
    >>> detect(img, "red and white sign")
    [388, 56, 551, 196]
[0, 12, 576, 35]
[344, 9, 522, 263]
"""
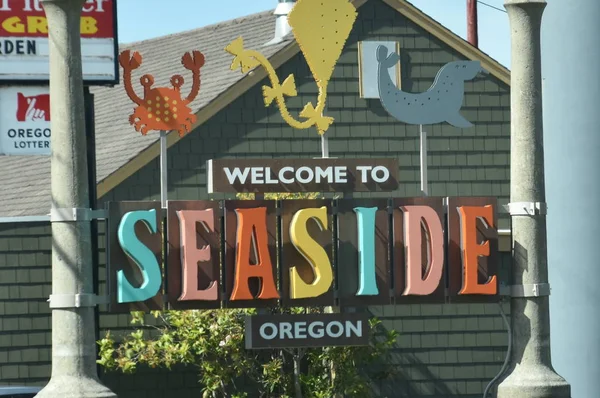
[0, 0, 117, 83]
[0, 85, 51, 155]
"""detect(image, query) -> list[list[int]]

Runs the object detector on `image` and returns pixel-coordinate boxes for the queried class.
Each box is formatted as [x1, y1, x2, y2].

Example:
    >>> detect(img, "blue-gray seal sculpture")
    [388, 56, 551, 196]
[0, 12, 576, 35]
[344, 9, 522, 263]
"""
[376, 45, 484, 128]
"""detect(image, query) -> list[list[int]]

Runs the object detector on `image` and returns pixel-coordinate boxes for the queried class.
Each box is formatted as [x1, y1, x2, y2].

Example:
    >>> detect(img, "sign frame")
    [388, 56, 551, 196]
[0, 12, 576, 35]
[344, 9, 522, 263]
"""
[0, 0, 120, 86]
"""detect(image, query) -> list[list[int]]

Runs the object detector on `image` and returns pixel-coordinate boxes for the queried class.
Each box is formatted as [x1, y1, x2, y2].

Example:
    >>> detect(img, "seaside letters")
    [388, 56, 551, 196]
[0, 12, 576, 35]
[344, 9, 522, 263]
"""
[107, 196, 499, 312]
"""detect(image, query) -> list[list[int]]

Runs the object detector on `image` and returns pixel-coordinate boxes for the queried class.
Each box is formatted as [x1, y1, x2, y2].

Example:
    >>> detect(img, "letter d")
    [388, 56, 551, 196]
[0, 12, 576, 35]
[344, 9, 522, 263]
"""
[117, 210, 162, 303]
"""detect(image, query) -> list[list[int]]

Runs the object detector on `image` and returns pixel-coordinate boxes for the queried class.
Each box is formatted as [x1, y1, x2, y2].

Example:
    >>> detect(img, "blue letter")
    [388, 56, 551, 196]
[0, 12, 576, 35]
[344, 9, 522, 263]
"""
[117, 209, 162, 303]
[354, 207, 379, 296]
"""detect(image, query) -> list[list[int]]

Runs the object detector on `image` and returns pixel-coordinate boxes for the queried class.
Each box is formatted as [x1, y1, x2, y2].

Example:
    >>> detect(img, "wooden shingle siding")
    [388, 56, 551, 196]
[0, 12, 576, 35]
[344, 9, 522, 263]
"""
[0, 1, 511, 396]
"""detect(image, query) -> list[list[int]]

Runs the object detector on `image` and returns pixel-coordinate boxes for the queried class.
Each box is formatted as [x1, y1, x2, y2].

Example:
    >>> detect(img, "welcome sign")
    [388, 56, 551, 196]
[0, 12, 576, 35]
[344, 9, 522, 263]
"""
[106, 196, 499, 312]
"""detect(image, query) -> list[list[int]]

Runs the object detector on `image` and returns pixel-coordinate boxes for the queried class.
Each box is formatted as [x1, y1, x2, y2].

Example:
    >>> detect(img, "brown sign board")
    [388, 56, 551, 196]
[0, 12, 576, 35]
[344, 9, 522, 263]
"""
[392, 197, 446, 304]
[223, 200, 279, 308]
[167, 201, 222, 310]
[337, 198, 392, 306]
[107, 197, 502, 311]
[245, 313, 370, 349]
[280, 199, 335, 307]
[107, 201, 164, 313]
[207, 158, 399, 193]
[447, 197, 499, 303]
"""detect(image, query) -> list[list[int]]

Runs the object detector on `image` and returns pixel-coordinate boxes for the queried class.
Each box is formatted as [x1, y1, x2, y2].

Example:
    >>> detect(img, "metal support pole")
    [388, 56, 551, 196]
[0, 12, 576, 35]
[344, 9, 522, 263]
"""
[419, 125, 428, 196]
[321, 134, 329, 158]
[160, 130, 168, 207]
[36, 0, 116, 397]
[497, 1, 571, 396]
[83, 87, 102, 376]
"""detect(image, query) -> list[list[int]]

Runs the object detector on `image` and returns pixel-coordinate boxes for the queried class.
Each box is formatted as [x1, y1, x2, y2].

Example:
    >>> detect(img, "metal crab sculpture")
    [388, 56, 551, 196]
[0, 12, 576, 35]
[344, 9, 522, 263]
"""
[119, 50, 205, 136]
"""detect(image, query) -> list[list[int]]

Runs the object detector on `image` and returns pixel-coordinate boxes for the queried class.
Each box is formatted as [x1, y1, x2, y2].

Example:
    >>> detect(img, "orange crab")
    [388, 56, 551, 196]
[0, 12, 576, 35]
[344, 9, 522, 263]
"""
[119, 49, 205, 136]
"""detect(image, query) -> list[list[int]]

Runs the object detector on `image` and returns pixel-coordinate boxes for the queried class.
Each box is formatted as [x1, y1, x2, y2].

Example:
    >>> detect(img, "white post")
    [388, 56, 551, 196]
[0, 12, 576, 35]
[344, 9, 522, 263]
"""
[36, 1, 117, 396]
[321, 134, 329, 159]
[160, 130, 168, 207]
[420, 124, 428, 196]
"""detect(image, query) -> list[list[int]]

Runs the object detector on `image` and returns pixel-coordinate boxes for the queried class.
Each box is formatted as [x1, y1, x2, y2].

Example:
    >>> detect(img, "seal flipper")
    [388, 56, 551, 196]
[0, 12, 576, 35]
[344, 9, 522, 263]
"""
[446, 112, 473, 128]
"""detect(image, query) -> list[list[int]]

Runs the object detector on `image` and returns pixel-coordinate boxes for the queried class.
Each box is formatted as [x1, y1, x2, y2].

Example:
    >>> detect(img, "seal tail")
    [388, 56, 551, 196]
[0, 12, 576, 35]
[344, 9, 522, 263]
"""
[446, 112, 473, 129]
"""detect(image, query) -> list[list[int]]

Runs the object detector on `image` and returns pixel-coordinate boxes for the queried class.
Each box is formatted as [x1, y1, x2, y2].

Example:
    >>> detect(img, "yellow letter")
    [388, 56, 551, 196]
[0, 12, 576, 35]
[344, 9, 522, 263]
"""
[289, 207, 333, 299]
[27, 16, 47, 34]
[81, 16, 98, 35]
[2, 17, 25, 34]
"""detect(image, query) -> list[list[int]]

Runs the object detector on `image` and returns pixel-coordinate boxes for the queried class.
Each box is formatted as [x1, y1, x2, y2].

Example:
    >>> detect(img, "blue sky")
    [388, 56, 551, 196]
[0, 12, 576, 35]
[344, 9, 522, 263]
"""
[117, 0, 510, 67]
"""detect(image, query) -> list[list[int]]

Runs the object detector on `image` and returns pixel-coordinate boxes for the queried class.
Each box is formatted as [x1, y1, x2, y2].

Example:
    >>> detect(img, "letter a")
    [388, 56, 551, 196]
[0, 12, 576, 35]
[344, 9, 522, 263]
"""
[230, 208, 279, 300]
[289, 207, 333, 299]
[457, 205, 497, 295]
[354, 207, 379, 295]
[402, 206, 444, 295]
[177, 209, 218, 301]
[117, 210, 162, 303]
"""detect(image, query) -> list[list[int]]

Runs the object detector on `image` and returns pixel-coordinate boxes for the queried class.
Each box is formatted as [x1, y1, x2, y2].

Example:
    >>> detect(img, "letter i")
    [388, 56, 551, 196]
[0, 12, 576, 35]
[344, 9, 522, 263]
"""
[354, 207, 379, 295]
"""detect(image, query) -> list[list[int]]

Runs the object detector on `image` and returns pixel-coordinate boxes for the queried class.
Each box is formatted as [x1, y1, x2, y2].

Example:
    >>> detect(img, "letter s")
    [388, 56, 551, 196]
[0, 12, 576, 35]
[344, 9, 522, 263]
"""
[289, 207, 333, 299]
[117, 210, 162, 303]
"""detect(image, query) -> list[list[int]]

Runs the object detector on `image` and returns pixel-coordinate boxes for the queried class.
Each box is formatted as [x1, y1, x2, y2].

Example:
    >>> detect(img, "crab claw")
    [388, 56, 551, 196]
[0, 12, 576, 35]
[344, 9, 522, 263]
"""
[119, 50, 142, 70]
[182, 50, 205, 71]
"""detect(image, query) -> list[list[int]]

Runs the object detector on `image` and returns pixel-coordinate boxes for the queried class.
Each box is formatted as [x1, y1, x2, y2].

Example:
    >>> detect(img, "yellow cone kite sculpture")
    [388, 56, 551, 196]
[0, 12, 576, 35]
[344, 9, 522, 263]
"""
[225, 0, 358, 135]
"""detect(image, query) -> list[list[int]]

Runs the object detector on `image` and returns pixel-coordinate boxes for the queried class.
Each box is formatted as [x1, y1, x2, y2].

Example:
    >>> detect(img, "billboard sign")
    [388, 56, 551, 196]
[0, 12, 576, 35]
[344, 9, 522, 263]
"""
[106, 196, 500, 313]
[0, 0, 118, 84]
[0, 85, 50, 155]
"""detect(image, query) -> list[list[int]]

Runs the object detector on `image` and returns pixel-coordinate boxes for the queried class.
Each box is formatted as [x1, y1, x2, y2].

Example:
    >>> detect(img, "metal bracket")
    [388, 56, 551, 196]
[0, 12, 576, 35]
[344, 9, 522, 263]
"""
[505, 202, 547, 216]
[49, 208, 107, 222]
[508, 283, 551, 298]
[48, 293, 110, 309]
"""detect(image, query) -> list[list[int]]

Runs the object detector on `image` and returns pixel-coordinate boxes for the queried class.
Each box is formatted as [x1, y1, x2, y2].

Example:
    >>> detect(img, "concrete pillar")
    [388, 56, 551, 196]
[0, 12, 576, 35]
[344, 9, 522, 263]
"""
[542, 1, 600, 396]
[496, 1, 571, 397]
[35, 1, 116, 397]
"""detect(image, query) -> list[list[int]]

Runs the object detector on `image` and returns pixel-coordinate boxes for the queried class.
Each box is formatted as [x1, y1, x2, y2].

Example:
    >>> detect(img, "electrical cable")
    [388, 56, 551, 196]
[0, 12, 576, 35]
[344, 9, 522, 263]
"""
[483, 300, 512, 398]
[477, 0, 507, 13]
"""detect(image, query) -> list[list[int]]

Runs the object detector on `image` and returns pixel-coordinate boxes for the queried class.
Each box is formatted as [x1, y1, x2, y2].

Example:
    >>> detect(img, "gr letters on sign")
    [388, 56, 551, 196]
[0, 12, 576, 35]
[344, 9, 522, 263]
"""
[106, 196, 499, 312]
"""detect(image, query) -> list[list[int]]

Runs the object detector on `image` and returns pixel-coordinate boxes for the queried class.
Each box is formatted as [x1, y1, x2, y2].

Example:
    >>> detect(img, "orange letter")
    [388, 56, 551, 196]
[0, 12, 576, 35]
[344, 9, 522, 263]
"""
[402, 206, 445, 295]
[176, 209, 218, 301]
[458, 205, 497, 295]
[26, 16, 47, 34]
[230, 207, 279, 300]
[2, 17, 25, 34]
[81, 16, 98, 35]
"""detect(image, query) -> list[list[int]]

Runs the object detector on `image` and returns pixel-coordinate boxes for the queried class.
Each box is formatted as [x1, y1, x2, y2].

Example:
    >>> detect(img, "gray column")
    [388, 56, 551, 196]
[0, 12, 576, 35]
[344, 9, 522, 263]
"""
[542, 0, 600, 396]
[496, 1, 571, 397]
[35, 1, 116, 397]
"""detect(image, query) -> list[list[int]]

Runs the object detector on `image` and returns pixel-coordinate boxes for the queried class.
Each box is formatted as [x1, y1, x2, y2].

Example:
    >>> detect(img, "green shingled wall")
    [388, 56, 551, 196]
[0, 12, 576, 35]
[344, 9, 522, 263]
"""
[0, 1, 511, 397]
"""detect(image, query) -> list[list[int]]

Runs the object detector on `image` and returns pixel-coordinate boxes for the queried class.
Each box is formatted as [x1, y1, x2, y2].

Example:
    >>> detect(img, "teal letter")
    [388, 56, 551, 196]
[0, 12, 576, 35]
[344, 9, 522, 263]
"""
[117, 210, 162, 303]
[354, 207, 379, 296]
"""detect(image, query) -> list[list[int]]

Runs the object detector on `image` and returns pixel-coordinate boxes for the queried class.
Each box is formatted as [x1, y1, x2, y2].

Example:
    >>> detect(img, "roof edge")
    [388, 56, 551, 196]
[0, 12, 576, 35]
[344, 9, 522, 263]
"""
[96, 0, 370, 199]
[385, 0, 510, 85]
[96, 0, 509, 200]
[96, 39, 303, 199]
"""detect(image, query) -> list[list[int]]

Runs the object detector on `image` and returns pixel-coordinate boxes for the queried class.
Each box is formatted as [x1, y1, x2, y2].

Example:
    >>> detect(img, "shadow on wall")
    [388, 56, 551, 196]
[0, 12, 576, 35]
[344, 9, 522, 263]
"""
[100, 365, 201, 398]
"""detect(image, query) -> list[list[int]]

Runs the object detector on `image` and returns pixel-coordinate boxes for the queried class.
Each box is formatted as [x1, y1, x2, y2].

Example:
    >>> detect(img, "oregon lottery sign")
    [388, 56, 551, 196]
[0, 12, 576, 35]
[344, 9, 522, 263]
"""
[0, 0, 118, 83]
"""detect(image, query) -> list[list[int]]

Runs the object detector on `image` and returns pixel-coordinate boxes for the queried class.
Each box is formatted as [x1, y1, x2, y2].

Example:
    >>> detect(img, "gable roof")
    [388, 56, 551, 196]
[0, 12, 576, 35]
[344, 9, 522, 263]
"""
[0, 0, 510, 218]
